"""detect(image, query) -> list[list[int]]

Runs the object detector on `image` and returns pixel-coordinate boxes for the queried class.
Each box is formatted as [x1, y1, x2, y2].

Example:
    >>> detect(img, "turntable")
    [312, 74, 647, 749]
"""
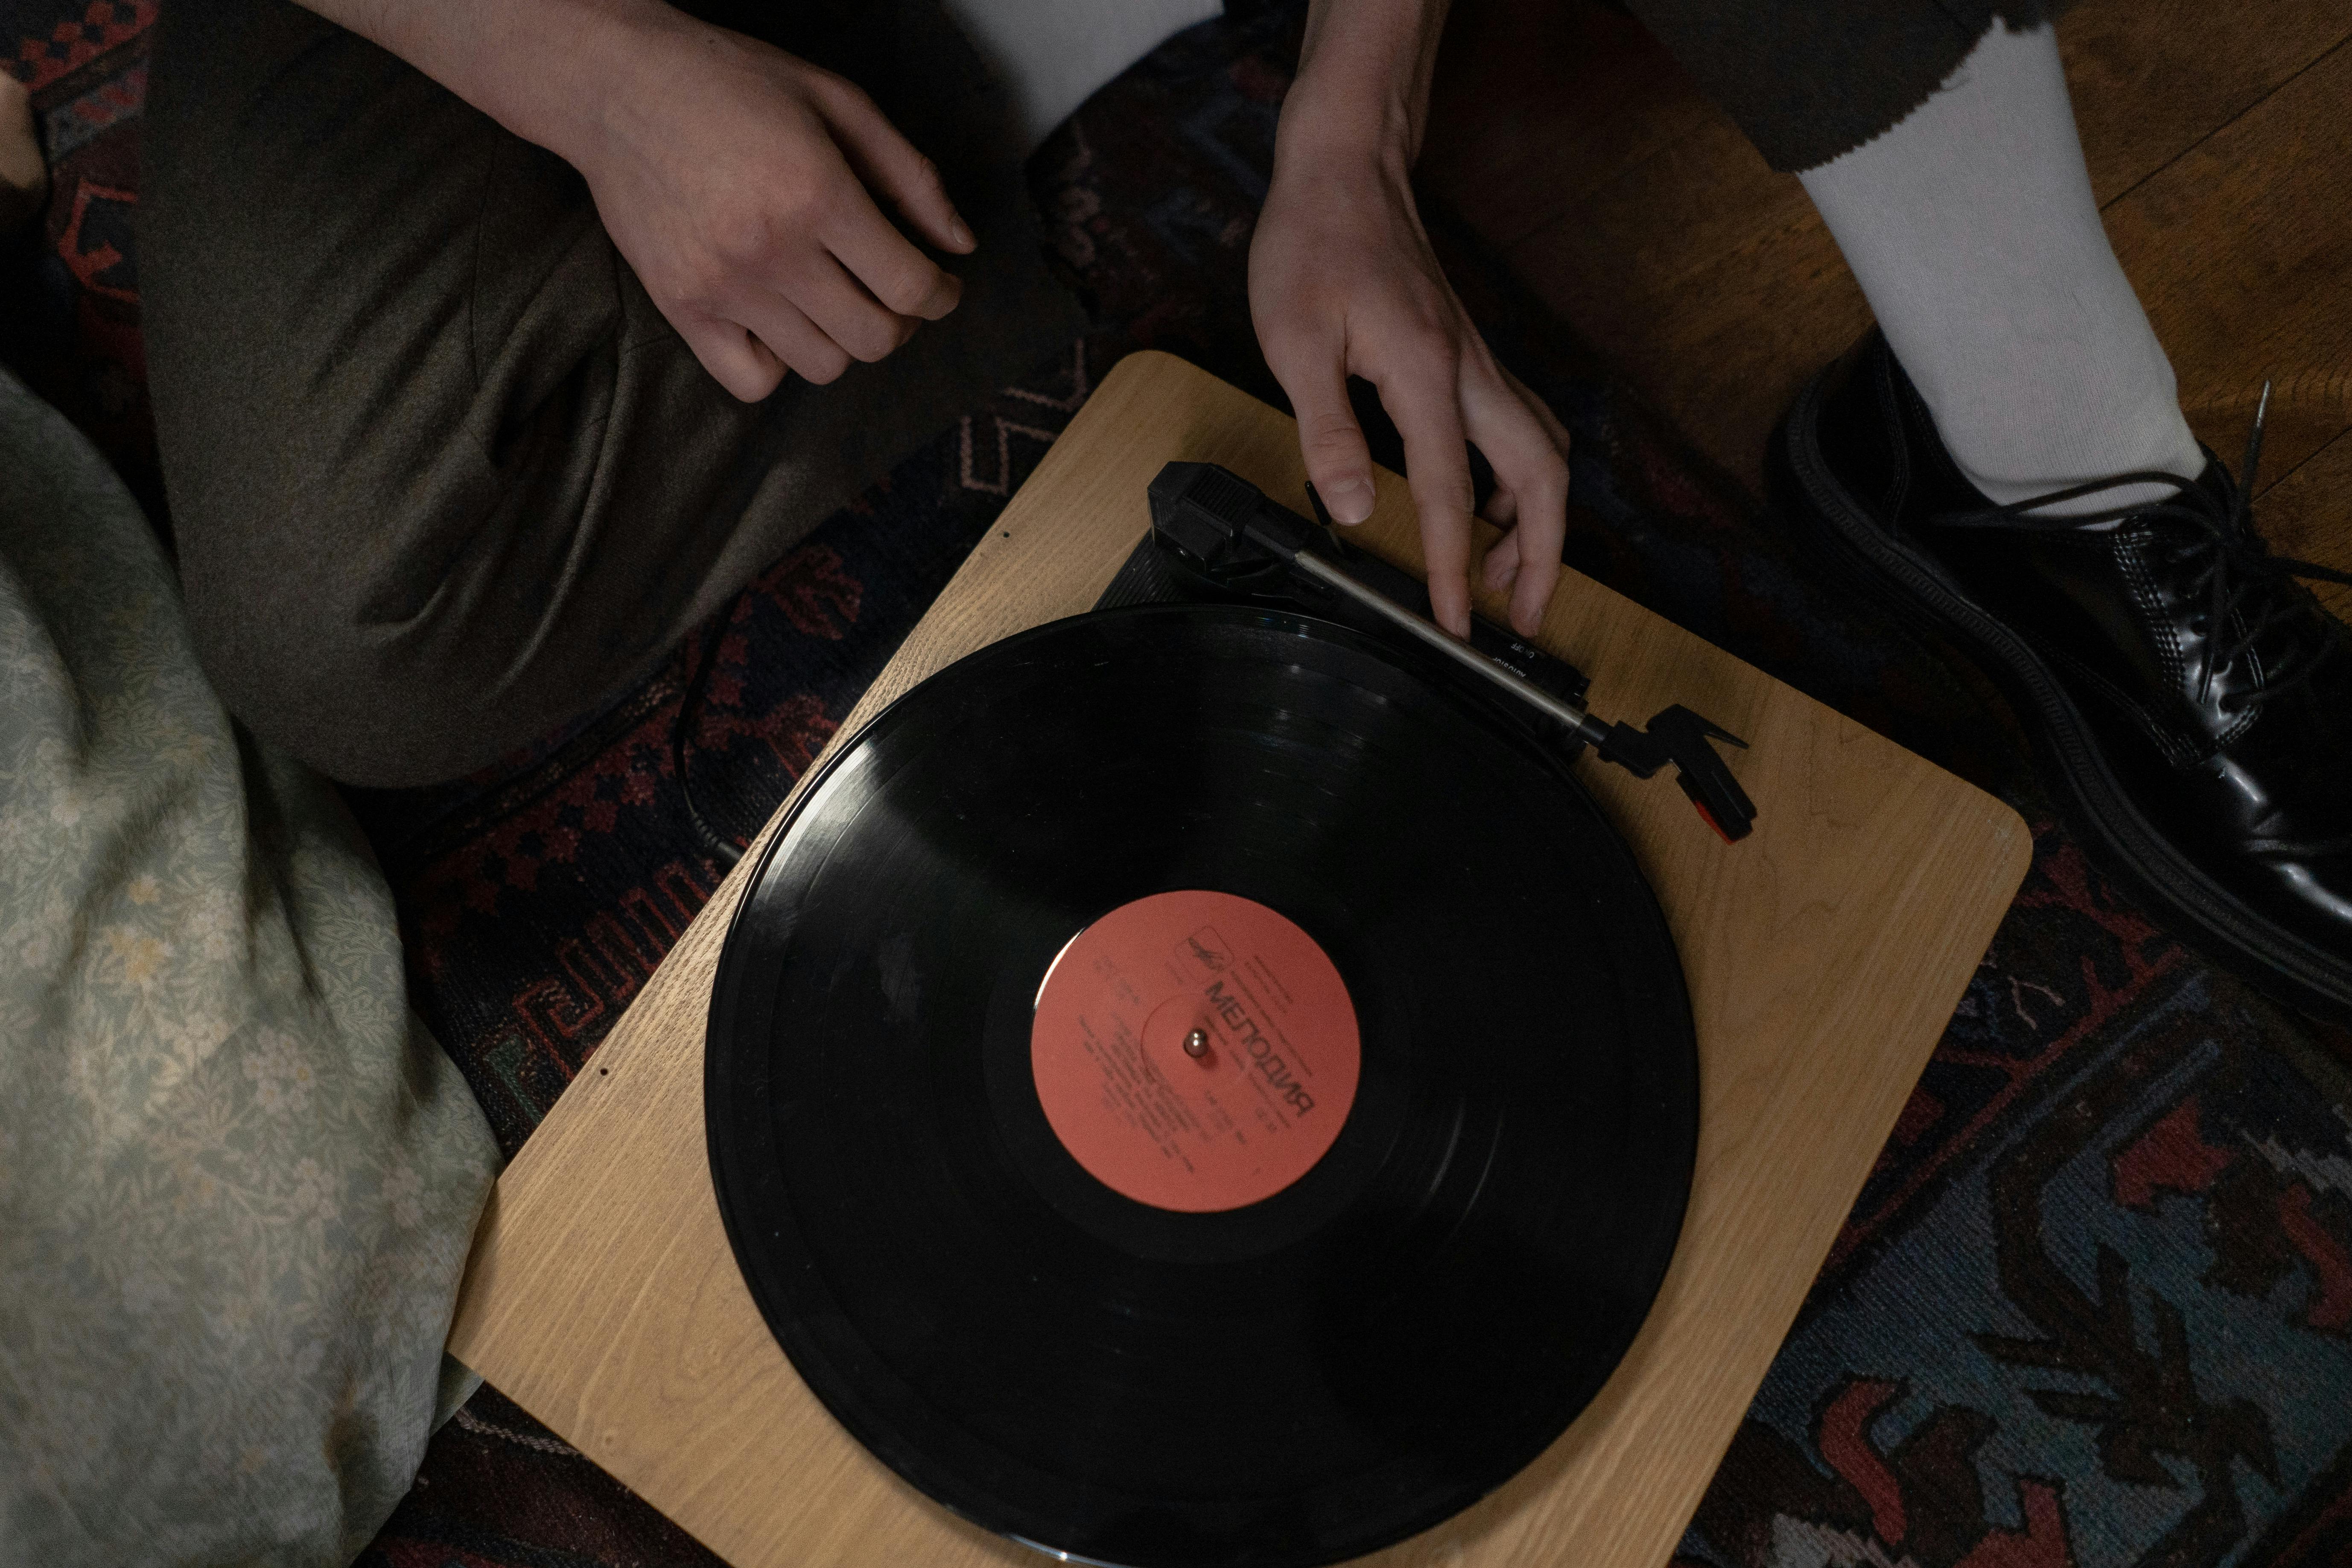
[445, 352, 2030, 1568]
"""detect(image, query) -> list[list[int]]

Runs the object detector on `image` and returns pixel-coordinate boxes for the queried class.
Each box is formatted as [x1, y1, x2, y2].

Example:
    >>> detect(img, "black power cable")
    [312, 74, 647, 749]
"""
[671, 626, 745, 870]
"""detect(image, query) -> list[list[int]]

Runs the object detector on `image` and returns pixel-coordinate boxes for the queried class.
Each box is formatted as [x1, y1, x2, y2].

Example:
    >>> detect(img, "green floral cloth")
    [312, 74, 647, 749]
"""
[0, 365, 498, 1564]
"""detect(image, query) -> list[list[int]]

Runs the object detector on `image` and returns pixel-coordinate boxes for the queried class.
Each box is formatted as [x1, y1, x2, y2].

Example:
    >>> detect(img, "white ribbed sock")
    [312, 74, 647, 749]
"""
[1798, 22, 2205, 514]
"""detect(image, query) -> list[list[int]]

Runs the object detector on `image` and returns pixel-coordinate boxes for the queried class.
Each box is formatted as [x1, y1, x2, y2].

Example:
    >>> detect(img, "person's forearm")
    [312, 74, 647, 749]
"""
[1281, 0, 1453, 169]
[289, 0, 694, 169]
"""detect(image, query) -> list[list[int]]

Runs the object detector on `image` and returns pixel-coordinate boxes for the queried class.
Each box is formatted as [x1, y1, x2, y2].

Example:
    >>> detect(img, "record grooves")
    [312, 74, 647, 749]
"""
[705, 604, 1698, 1568]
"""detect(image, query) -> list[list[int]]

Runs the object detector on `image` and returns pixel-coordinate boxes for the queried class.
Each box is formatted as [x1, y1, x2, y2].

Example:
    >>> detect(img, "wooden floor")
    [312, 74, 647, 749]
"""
[1421, 0, 2352, 617]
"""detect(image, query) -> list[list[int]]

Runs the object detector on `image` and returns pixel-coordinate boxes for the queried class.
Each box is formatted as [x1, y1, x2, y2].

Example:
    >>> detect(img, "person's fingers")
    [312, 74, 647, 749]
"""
[1460, 355, 1570, 636]
[823, 196, 965, 322]
[734, 292, 853, 385]
[0, 70, 46, 234]
[1480, 525, 1522, 594]
[673, 313, 787, 403]
[1478, 483, 1522, 591]
[1379, 342, 1477, 638]
[1502, 361, 1574, 455]
[788, 252, 919, 365]
[1504, 365, 1574, 634]
[809, 70, 975, 255]
[1264, 336, 1378, 526]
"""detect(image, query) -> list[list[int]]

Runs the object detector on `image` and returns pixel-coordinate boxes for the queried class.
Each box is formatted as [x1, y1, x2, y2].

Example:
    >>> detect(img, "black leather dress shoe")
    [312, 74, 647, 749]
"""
[1773, 327, 2352, 1023]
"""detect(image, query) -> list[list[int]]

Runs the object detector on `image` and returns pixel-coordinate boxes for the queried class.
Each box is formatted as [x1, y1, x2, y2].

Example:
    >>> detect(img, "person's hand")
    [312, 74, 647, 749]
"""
[295, 0, 975, 400]
[1251, 146, 1570, 640]
[0, 71, 47, 236]
[576, 18, 974, 399]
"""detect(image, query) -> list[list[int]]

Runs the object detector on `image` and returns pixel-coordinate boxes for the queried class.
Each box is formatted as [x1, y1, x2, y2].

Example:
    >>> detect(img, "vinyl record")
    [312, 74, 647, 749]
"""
[706, 604, 1697, 1568]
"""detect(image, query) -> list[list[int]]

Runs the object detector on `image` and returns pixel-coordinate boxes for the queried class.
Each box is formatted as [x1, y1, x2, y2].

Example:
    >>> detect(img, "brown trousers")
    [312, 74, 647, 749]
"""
[141, 0, 1085, 785]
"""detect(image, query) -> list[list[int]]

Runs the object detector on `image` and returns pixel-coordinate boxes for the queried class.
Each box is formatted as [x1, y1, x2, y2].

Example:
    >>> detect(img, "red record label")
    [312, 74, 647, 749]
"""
[1030, 890, 1360, 1212]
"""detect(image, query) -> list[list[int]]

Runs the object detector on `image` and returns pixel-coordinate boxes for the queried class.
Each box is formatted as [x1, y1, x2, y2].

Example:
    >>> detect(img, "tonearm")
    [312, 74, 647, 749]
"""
[1146, 461, 1759, 843]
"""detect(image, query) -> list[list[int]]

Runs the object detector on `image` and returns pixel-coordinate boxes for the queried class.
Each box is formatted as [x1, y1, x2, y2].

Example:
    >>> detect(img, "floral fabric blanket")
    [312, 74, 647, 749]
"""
[0, 364, 498, 1565]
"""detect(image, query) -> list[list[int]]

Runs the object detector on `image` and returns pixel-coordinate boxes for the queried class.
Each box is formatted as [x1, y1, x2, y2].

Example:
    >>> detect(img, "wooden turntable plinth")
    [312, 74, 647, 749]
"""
[444, 350, 2031, 1568]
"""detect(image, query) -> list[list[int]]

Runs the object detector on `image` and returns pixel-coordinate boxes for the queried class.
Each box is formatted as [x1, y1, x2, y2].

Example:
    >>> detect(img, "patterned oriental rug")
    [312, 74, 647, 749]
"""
[9, 5, 2352, 1566]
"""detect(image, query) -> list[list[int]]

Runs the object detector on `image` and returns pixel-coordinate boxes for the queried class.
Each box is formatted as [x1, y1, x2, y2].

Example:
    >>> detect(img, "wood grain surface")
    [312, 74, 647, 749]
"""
[1424, 0, 2352, 600]
[445, 350, 2032, 1568]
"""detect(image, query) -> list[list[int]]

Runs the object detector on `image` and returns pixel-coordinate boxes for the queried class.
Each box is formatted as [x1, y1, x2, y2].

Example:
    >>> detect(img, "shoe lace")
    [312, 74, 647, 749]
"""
[1938, 384, 2352, 715]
